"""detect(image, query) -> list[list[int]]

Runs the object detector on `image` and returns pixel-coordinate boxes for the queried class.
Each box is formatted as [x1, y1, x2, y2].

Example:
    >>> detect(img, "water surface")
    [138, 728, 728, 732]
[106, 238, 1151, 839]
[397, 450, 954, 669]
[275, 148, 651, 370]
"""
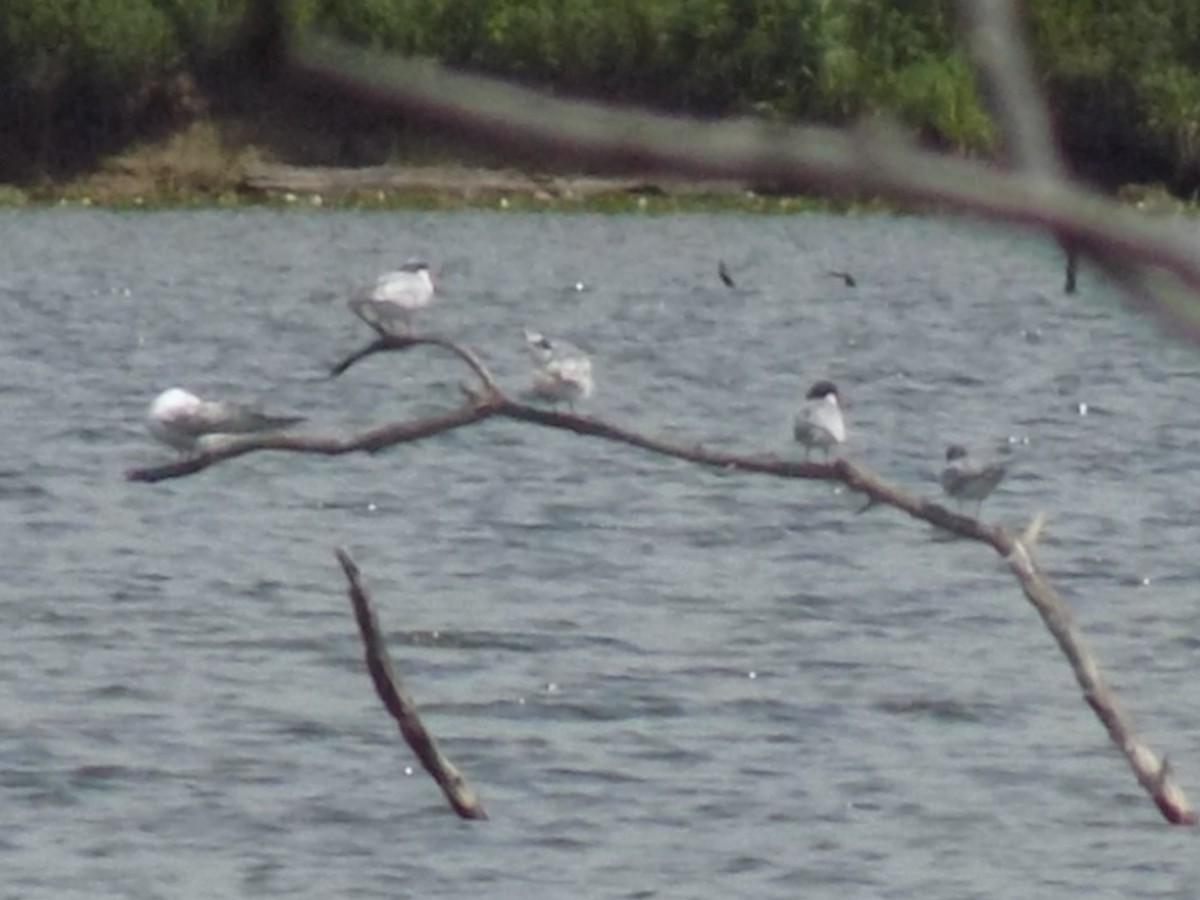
[2, 208, 1199, 899]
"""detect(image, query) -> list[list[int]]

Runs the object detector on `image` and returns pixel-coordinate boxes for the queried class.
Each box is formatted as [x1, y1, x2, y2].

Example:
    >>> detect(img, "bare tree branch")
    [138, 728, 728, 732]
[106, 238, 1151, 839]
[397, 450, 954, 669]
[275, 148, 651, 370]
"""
[130, 332, 1197, 823]
[1001, 531, 1195, 824]
[335, 547, 488, 820]
[124, 400, 497, 483]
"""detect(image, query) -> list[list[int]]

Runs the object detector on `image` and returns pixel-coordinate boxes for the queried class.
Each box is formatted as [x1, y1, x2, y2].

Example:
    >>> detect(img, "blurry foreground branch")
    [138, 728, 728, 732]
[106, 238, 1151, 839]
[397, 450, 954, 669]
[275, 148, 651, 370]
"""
[958, 0, 1170, 304]
[130, 332, 1197, 825]
[274, 19, 1200, 340]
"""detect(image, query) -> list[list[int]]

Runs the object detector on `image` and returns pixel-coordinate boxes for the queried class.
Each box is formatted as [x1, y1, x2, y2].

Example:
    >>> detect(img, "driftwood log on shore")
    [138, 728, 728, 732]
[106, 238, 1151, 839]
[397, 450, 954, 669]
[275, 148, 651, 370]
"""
[241, 162, 752, 199]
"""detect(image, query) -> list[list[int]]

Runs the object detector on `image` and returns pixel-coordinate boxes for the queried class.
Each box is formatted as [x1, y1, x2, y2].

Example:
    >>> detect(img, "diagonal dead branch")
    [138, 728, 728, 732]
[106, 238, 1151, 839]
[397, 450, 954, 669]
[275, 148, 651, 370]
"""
[335, 547, 488, 820]
[937, 20, 1188, 803]
[998, 533, 1196, 825]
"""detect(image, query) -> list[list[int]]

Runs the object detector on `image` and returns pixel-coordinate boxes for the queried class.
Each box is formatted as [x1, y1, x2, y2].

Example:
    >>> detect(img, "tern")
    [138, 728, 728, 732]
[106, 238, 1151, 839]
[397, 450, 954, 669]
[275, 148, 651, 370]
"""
[523, 329, 594, 410]
[940, 443, 1006, 516]
[793, 380, 845, 459]
[346, 260, 435, 335]
[146, 388, 304, 455]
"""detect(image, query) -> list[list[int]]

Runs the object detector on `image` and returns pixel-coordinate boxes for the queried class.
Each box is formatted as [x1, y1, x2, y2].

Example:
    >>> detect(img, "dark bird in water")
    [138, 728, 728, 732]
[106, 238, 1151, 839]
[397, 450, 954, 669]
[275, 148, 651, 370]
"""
[827, 270, 857, 288]
[718, 259, 736, 288]
[1063, 246, 1078, 294]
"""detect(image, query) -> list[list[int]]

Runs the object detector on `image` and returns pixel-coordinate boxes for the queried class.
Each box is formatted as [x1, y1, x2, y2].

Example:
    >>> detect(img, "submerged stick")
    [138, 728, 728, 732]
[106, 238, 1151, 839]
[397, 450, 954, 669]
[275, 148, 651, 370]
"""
[335, 547, 488, 820]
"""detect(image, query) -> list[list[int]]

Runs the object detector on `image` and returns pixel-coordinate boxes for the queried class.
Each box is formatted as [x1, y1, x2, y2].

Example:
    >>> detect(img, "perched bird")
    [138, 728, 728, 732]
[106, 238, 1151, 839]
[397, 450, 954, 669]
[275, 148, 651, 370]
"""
[523, 329, 594, 410]
[793, 380, 846, 458]
[827, 270, 857, 288]
[940, 443, 1006, 516]
[718, 259, 736, 288]
[346, 260, 435, 335]
[145, 388, 304, 455]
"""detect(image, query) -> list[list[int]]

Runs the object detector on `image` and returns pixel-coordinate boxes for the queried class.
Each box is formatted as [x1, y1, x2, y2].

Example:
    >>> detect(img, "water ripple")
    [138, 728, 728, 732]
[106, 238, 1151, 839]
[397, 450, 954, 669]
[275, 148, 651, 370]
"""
[2, 209, 1198, 899]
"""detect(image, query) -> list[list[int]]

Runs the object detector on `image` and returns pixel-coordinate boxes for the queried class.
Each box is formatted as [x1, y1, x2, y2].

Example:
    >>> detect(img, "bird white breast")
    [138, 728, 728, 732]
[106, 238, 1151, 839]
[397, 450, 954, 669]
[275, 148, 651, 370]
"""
[797, 396, 845, 445]
[146, 389, 204, 451]
[150, 388, 202, 420]
[374, 270, 433, 309]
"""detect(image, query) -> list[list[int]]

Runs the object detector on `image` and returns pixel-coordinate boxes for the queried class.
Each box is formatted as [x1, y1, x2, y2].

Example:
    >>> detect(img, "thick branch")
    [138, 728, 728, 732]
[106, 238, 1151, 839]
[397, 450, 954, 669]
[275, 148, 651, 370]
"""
[124, 400, 498, 483]
[335, 547, 488, 820]
[1000, 537, 1196, 824]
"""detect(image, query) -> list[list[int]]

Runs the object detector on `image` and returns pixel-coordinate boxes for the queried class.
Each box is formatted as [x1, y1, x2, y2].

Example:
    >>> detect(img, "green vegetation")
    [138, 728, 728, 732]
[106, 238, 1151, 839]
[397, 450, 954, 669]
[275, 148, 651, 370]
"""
[0, 0, 236, 173]
[1026, 0, 1200, 189]
[1, 0, 1199, 198]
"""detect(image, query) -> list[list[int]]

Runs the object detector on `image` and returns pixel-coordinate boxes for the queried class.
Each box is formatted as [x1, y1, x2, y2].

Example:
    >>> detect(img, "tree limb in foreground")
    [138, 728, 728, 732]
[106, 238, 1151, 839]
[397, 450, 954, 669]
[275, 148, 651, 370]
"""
[129, 333, 1197, 825]
[335, 546, 488, 821]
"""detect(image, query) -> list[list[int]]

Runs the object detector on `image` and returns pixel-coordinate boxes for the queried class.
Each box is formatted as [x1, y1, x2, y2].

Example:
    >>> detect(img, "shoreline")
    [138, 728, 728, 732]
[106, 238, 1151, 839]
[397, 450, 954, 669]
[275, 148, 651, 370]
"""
[3, 161, 1184, 216]
[0, 162, 844, 213]
[0, 115, 886, 213]
[0, 121, 1186, 215]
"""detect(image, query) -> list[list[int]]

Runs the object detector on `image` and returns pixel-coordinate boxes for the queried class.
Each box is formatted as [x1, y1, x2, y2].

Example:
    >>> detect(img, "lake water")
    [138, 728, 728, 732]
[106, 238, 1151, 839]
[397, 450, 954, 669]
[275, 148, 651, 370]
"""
[2, 207, 1199, 898]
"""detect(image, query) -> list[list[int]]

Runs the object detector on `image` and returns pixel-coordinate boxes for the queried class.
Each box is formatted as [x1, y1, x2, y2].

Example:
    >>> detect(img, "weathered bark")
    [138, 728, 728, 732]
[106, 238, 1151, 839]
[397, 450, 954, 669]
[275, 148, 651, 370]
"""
[335, 547, 488, 821]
